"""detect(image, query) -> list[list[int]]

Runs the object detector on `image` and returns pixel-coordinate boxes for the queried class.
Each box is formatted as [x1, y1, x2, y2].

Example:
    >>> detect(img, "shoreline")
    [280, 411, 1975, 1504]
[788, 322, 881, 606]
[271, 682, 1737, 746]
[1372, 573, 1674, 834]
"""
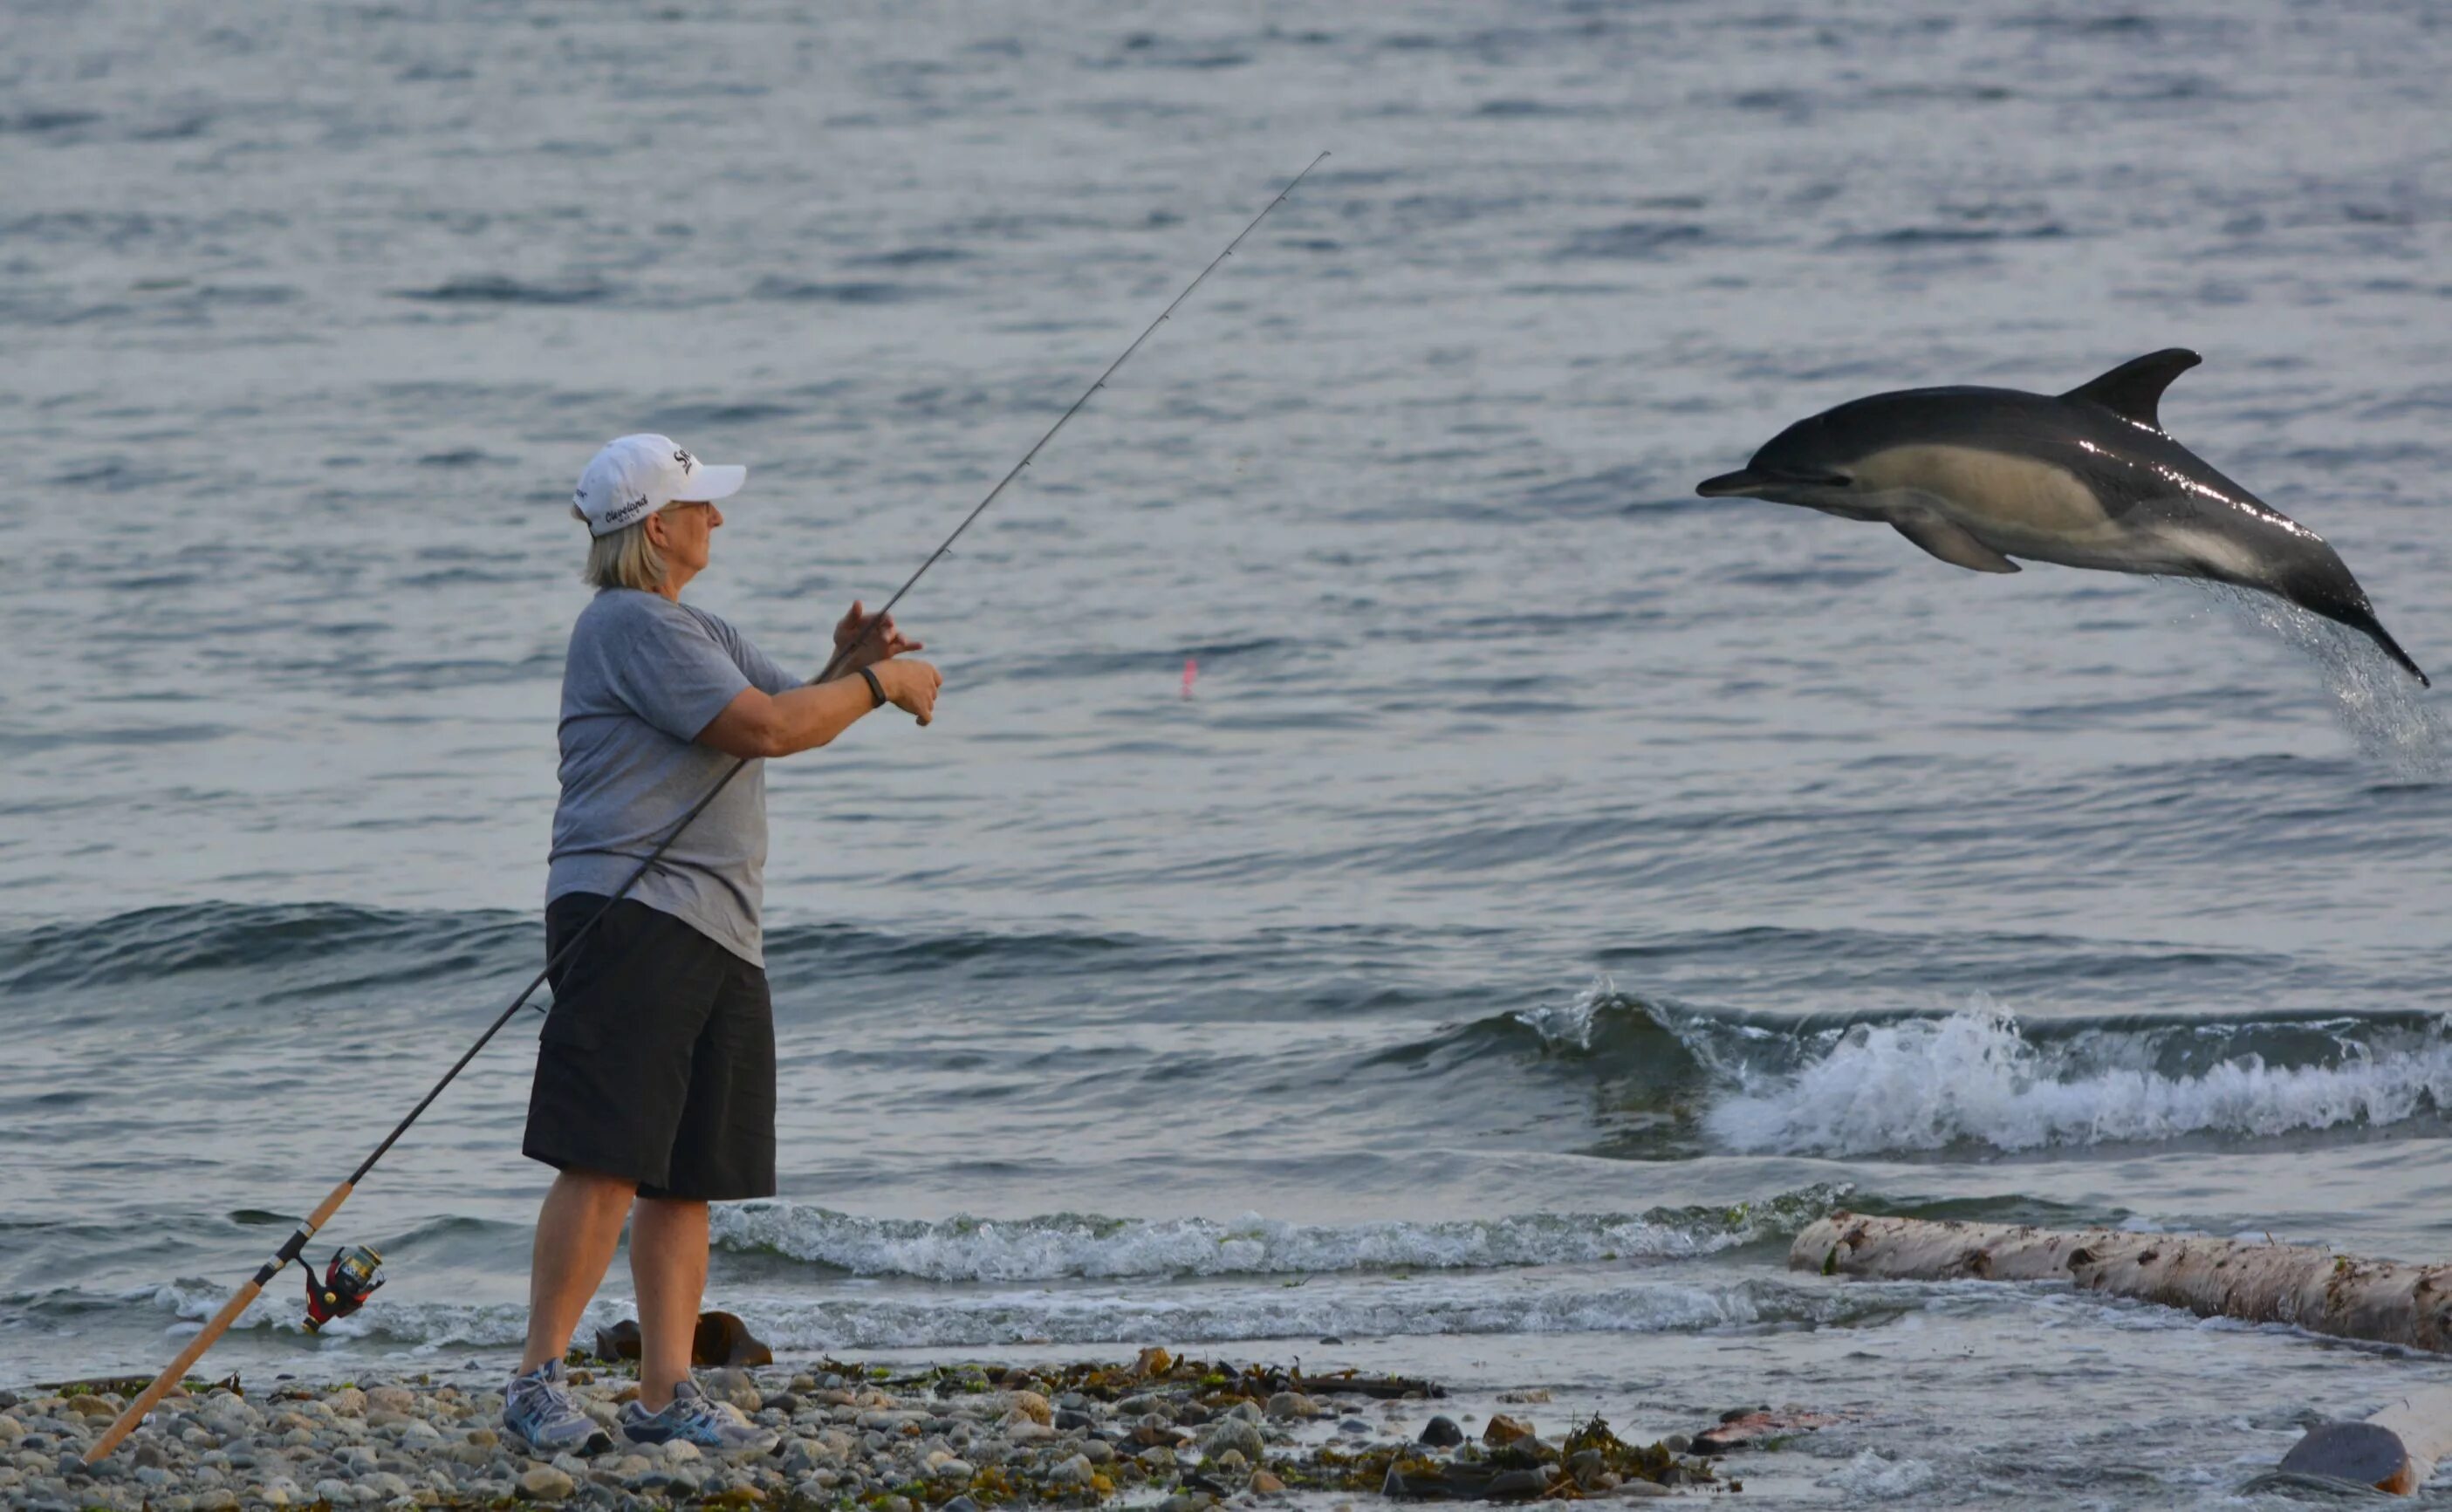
[4, 1348, 1749, 1510]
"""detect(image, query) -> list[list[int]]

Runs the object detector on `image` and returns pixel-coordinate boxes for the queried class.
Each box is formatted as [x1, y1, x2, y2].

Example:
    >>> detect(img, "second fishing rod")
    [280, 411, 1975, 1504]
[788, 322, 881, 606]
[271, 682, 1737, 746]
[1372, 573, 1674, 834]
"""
[86, 150, 1327, 1463]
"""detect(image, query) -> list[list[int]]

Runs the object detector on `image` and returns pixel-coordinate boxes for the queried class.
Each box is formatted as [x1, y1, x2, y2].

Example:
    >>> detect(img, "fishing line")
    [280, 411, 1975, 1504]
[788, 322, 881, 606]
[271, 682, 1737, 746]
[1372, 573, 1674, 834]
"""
[87, 150, 1328, 1462]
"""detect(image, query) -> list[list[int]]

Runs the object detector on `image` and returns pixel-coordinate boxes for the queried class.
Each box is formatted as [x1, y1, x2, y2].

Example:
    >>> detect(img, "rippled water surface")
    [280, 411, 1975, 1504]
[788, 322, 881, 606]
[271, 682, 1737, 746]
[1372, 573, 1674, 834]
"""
[5, 1, 2451, 1504]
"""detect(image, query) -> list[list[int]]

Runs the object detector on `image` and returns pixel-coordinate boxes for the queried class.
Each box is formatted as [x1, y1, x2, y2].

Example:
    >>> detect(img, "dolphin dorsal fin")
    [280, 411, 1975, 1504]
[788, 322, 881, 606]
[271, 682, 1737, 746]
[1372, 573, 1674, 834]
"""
[2062, 348, 2202, 430]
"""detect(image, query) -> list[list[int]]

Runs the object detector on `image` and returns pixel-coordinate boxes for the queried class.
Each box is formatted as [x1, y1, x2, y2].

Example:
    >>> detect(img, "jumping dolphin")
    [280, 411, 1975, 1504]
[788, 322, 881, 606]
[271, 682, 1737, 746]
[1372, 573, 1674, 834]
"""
[1696, 349, 2428, 685]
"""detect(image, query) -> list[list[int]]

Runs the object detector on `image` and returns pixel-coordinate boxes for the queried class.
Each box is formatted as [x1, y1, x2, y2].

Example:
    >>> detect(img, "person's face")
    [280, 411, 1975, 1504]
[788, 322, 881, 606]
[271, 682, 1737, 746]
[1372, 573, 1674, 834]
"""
[648, 500, 722, 580]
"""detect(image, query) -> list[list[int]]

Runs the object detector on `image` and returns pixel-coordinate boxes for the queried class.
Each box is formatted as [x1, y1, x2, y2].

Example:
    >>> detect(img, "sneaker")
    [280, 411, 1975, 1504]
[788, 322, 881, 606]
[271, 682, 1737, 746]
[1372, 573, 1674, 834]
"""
[620, 1379, 771, 1450]
[503, 1359, 613, 1454]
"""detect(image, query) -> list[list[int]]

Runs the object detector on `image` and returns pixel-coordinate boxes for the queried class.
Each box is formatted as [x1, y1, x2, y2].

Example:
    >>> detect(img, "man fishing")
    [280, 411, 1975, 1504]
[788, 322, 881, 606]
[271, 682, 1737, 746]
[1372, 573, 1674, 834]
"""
[83, 162, 1315, 1471]
[503, 434, 942, 1452]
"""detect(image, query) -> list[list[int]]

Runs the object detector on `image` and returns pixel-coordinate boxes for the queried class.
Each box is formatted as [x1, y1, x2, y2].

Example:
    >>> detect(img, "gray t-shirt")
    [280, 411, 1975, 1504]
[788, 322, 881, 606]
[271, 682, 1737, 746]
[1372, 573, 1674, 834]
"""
[547, 589, 803, 965]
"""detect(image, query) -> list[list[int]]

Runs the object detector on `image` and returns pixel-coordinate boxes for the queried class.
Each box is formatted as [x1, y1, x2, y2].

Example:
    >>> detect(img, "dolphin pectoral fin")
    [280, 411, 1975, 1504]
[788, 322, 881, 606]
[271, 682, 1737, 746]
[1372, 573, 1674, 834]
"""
[1892, 517, 2021, 574]
[2062, 349, 2202, 431]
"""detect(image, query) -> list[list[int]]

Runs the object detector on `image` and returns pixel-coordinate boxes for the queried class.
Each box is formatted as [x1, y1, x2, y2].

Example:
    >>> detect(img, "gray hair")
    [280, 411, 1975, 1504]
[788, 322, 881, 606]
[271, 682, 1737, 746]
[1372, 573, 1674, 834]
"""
[573, 506, 668, 592]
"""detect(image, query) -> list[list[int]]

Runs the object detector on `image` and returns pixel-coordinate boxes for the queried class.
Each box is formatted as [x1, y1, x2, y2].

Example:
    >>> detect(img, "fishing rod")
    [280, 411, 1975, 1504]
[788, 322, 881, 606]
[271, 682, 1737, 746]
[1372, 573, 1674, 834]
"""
[87, 150, 1328, 1463]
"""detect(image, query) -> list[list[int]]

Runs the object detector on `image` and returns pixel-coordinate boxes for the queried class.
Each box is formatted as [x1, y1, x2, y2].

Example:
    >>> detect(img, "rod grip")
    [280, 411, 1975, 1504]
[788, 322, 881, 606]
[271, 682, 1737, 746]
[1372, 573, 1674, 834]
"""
[83, 1277, 265, 1462]
[84, 1178, 355, 1462]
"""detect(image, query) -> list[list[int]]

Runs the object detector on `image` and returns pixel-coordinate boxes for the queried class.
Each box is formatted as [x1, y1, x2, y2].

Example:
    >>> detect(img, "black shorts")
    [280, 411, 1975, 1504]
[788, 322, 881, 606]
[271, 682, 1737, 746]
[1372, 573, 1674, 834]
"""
[523, 893, 776, 1201]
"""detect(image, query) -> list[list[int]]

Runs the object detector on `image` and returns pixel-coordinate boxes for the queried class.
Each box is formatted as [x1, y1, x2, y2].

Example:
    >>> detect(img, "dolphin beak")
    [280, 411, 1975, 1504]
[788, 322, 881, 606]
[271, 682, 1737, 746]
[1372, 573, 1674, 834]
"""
[1696, 467, 1850, 498]
[1695, 469, 1764, 497]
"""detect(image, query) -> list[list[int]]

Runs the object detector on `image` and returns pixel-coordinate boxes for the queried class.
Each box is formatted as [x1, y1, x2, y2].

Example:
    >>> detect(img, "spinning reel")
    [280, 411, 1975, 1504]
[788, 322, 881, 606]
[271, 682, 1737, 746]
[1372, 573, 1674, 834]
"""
[301, 1245, 386, 1332]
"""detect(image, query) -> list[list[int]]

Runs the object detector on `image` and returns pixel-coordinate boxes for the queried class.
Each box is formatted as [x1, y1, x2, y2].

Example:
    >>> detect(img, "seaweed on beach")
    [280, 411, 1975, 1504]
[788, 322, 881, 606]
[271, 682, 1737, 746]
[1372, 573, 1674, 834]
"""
[1286, 1413, 1723, 1501]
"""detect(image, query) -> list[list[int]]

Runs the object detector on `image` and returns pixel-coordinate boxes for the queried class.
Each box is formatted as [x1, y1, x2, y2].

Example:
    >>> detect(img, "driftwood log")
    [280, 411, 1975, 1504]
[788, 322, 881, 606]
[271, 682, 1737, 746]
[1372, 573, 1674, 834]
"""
[1791, 1212, 2452, 1353]
[1793, 1213, 2452, 1493]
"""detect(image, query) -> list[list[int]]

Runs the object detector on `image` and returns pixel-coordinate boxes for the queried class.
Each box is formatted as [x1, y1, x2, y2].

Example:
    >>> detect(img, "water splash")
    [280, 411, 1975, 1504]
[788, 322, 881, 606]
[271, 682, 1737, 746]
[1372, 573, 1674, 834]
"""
[2208, 585, 2447, 779]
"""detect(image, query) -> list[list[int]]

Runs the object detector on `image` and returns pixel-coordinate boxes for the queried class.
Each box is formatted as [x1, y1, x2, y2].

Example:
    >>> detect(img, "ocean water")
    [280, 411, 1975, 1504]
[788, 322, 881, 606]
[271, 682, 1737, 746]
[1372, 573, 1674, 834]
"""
[6, 0, 2452, 1504]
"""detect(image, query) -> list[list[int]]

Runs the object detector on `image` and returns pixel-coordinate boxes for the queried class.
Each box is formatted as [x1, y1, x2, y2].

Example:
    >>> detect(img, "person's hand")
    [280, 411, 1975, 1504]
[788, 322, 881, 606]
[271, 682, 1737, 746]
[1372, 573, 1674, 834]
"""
[832, 600, 922, 674]
[874, 660, 942, 726]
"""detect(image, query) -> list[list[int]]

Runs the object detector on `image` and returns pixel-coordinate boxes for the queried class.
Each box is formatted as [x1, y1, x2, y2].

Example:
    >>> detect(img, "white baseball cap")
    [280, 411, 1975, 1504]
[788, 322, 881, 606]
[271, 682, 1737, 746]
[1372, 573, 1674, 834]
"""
[572, 434, 748, 537]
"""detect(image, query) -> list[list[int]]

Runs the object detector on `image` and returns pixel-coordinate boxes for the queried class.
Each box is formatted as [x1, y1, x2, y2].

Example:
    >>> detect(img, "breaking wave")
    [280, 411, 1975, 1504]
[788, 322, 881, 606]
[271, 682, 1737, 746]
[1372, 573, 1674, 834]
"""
[134, 1272, 1911, 1353]
[1690, 1002, 2452, 1156]
[1503, 980, 2452, 1157]
[703, 1194, 1839, 1282]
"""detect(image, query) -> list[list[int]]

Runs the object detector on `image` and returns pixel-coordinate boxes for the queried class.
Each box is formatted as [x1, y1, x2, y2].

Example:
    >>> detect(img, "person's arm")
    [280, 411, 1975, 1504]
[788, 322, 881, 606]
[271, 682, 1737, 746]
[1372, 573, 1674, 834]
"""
[695, 660, 941, 759]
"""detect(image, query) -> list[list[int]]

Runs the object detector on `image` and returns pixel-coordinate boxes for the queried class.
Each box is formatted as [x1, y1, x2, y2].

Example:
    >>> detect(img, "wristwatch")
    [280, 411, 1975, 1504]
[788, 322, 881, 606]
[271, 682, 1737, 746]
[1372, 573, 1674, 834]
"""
[858, 667, 887, 709]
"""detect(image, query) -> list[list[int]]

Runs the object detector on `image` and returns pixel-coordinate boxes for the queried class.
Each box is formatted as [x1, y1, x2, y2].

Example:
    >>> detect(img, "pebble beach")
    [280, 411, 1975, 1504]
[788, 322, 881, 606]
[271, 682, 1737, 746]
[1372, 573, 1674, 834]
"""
[5, 1349, 1743, 1511]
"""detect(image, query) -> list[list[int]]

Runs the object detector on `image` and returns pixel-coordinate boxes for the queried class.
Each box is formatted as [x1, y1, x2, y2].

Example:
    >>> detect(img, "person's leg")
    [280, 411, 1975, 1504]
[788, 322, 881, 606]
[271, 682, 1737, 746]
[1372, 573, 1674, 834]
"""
[518, 1167, 637, 1374]
[629, 1195, 710, 1411]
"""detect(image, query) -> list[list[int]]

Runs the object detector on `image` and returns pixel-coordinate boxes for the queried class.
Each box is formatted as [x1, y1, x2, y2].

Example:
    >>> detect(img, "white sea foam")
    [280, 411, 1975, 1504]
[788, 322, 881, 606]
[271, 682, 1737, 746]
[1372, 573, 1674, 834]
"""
[1818, 1448, 1938, 1497]
[1699, 1004, 2452, 1156]
[704, 1197, 1821, 1282]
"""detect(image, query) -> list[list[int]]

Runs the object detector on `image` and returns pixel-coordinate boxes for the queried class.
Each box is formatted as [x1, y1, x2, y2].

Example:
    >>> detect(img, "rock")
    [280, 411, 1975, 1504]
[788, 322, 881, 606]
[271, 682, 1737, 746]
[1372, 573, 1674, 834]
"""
[1202, 1420, 1264, 1464]
[1615, 1480, 1671, 1498]
[67, 1397, 118, 1420]
[933, 1457, 975, 1481]
[1054, 1408, 1094, 1432]
[1568, 1450, 1607, 1489]
[366, 1387, 416, 1416]
[703, 1368, 763, 1413]
[1264, 1392, 1316, 1421]
[1251, 1469, 1286, 1495]
[1049, 1454, 1095, 1487]
[1337, 1419, 1371, 1436]
[763, 1392, 800, 1417]
[1692, 1408, 1840, 1454]
[1080, 1438, 1116, 1465]
[1661, 1433, 1689, 1454]
[517, 1464, 576, 1501]
[1482, 1414, 1534, 1447]
[1211, 1448, 1249, 1474]
[1140, 1446, 1178, 1470]
[1418, 1415, 1465, 1447]
[326, 1388, 368, 1418]
[1485, 1468, 1551, 1499]
[1004, 1391, 1052, 1426]
[0, 1420, 21, 1443]
[662, 1440, 702, 1463]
